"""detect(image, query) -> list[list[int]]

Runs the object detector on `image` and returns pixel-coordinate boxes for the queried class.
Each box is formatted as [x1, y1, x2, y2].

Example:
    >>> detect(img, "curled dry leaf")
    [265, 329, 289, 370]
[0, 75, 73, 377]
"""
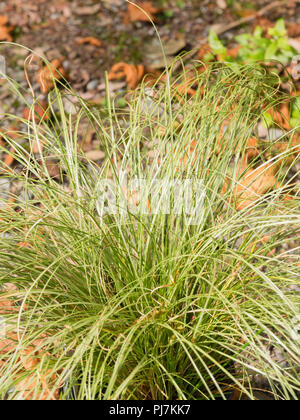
[0, 15, 14, 42]
[234, 161, 277, 210]
[15, 369, 60, 400]
[253, 234, 277, 257]
[157, 120, 182, 136]
[255, 17, 274, 31]
[227, 45, 241, 59]
[215, 112, 260, 160]
[271, 133, 300, 164]
[268, 103, 291, 130]
[78, 126, 95, 152]
[122, 185, 151, 213]
[23, 101, 49, 123]
[175, 79, 197, 101]
[246, 137, 259, 159]
[3, 146, 15, 168]
[197, 43, 212, 61]
[157, 139, 200, 171]
[215, 120, 230, 155]
[1, 127, 21, 170]
[108, 62, 145, 90]
[2, 126, 20, 141]
[127, 1, 160, 23]
[0, 292, 18, 366]
[76, 37, 102, 47]
[287, 22, 300, 38]
[0, 333, 18, 370]
[237, 8, 256, 18]
[0, 290, 60, 400]
[17, 241, 30, 248]
[0, 293, 15, 316]
[17, 338, 60, 400]
[37, 59, 67, 94]
[179, 140, 199, 170]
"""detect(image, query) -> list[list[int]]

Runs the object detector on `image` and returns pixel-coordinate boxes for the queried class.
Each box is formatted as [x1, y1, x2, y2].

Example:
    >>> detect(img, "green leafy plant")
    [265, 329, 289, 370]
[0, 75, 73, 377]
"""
[209, 19, 297, 64]
[208, 29, 227, 58]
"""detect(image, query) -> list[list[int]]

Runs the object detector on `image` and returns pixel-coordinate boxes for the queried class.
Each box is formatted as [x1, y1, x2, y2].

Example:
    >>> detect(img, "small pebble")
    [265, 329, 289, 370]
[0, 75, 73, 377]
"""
[87, 80, 99, 91]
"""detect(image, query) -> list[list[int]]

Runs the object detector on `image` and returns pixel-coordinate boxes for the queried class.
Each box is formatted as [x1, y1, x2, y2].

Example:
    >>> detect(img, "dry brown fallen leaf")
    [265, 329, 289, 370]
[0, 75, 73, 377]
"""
[127, 1, 160, 23]
[270, 133, 300, 164]
[76, 37, 102, 47]
[77, 126, 95, 152]
[17, 338, 60, 400]
[3, 335, 61, 400]
[2, 126, 20, 141]
[254, 16, 274, 31]
[0, 294, 15, 316]
[179, 140, 199, 169]
[245, 137, 259, 159]
[233, 161, 278, 210]
[15, 369, 60, 400]
[0, 15, 14, 42]
[237, 8, 257, 18]
[251, 234, 277, 257]
[174, 79, 197, 103]
[226, 45, 241, 59]
[37, 59, 67, 94]
[23, 101, 49, 123]
[3, 146, 15, 168]
[268, 103, 291, 130]
[0, 291, 60, 400]
[23, 108, 49, 154]
[215, 120, 230, 155]
[1, 127, 22, 170]
[287, 22, 300, 37]
[197, 43, 212, 61]
[108, 62, 145, 90]
[156, 139, 200, 171]
[0, 291, 19, 366]
[217, 121, 260, 161]
[122, 185, 151, 213]
[0, 333, 17, 370]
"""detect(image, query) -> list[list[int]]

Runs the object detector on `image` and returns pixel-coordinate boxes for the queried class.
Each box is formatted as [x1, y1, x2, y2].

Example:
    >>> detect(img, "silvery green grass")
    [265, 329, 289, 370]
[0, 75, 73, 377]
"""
[0, 54, 299, 400]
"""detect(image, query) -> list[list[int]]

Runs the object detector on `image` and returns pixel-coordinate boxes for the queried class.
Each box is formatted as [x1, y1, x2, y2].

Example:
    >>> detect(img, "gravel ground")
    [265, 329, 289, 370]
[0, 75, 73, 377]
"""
[0, 0, 300, 116]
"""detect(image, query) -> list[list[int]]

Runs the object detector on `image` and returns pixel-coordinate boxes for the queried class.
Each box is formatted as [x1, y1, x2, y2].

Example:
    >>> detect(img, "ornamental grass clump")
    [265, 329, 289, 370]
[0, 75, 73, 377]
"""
[0, 61, 299, 400]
